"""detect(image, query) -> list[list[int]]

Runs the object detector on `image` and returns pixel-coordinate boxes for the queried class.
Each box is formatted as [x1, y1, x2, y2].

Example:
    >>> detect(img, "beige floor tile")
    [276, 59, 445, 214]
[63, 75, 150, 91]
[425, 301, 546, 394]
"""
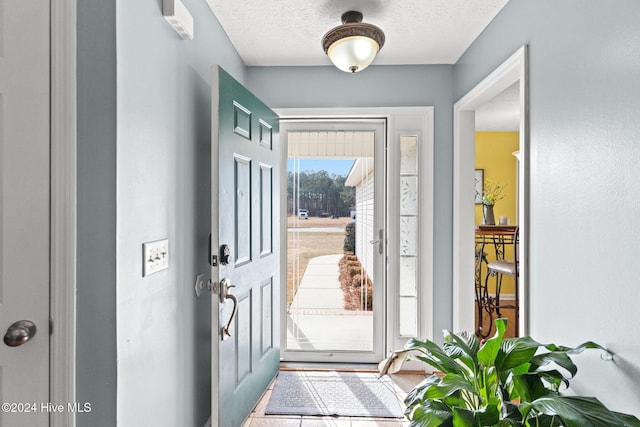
[300, 416, 352, 427]
[251, 388, 273, 417]
[350, 419, 406, 427]
[388, 374, 425, 393]
[247, 416, 302, 427]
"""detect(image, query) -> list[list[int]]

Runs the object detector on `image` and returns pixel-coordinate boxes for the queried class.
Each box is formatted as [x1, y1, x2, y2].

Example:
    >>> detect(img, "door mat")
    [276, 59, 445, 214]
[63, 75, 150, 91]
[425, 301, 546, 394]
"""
[265, 371, 404, 418]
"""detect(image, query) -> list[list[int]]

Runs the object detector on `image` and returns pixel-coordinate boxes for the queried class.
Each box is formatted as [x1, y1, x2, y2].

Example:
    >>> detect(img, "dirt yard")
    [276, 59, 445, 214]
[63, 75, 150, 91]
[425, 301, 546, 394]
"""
[286, 216, 352, 305]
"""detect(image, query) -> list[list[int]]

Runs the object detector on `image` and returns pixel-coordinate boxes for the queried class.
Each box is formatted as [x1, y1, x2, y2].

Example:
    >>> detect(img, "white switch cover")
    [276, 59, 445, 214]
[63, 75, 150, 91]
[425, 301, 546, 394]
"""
[143, 239, 169, 277]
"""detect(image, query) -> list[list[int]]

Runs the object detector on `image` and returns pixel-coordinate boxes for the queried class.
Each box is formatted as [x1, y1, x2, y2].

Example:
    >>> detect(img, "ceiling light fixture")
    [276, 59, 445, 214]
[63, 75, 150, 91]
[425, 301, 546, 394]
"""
[322, 11, 385, 74]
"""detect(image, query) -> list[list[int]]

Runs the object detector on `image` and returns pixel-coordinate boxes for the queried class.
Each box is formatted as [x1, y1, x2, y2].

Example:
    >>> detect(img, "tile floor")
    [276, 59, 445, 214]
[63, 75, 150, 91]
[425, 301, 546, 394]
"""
[242, 372, 424, 427]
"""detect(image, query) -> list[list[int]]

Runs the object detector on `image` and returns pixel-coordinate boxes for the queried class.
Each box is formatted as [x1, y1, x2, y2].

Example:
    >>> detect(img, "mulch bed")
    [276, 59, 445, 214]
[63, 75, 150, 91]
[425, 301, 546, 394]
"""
[338, 254, 373, 311]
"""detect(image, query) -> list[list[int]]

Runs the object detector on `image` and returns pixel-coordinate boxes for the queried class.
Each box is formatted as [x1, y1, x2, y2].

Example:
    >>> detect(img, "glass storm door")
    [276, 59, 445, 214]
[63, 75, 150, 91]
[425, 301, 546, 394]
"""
[280, 120, 386, 364]
[211, 67, 281, 427]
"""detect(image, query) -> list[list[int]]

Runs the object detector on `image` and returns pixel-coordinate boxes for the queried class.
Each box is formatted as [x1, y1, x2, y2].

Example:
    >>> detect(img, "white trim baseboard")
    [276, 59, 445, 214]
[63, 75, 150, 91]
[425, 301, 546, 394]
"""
[50, 0, 77, 426]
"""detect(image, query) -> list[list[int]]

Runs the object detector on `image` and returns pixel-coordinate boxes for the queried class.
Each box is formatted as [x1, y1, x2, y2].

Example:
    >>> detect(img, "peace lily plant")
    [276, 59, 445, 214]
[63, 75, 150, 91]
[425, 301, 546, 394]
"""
[379, 319, 640, 427]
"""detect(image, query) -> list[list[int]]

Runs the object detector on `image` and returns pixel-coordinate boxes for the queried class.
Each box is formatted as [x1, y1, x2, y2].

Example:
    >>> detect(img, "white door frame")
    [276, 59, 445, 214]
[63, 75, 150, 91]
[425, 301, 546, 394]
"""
[452, 46, 529, 335]
[275, 106, 434, 359]
[50, 0, 77, 426]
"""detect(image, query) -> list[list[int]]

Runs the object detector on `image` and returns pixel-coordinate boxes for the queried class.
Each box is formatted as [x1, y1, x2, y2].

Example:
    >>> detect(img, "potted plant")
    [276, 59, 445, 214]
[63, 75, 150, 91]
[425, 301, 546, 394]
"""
[481, 181, 506, 225]
[379, 318, 640, 426]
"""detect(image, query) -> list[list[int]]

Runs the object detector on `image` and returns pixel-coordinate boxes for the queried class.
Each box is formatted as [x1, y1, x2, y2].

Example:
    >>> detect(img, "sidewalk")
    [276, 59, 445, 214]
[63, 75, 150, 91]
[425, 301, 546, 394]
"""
[286, 254, 373, 351]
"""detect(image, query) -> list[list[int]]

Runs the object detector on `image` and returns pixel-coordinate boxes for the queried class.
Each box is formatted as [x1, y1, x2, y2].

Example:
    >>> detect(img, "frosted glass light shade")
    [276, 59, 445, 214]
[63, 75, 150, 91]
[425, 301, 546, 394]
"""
[327, 36, 380, 73]
[322, 11, 385, 74]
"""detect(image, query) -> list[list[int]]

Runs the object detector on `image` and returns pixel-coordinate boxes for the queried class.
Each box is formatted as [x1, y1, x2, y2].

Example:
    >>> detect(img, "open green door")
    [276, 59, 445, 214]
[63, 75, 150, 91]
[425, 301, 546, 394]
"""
[211, 66, 281, 427]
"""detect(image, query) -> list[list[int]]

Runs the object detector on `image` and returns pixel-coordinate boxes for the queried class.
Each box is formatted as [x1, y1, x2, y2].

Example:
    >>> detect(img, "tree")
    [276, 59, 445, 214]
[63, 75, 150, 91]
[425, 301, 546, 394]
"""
[287, 170, 354, 216]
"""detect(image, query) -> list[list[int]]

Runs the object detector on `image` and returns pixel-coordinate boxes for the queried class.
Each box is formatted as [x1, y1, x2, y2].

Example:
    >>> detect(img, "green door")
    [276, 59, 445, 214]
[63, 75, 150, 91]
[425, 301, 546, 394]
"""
[211, 66, 281, 427]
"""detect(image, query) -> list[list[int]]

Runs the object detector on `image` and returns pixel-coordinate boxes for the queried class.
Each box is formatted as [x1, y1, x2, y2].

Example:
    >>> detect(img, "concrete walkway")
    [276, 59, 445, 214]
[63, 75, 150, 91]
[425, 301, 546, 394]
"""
[286, 254, 373, 351]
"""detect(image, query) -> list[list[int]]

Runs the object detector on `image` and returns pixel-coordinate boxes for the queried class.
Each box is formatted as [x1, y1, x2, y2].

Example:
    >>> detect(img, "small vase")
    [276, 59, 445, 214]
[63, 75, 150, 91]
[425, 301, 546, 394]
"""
[483, 204, 495, 225]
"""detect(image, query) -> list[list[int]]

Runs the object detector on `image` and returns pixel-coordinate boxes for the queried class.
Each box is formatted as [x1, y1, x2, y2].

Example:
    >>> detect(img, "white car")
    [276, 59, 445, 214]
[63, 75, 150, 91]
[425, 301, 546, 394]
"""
[298, 209, 309, 219]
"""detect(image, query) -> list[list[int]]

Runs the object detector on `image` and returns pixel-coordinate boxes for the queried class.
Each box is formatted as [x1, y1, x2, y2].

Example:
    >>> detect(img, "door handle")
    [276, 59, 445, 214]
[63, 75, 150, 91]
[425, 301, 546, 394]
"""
[369, 229, 384, 254]
[4, 320, 37, 347]
[219, 278, 238, 340]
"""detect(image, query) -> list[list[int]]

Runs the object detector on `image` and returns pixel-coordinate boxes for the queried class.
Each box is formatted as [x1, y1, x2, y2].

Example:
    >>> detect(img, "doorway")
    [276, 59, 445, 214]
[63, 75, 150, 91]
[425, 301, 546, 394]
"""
[281, 120, 386, 363]
[453, 46, 529, 336]
[276, 107, 435, 365]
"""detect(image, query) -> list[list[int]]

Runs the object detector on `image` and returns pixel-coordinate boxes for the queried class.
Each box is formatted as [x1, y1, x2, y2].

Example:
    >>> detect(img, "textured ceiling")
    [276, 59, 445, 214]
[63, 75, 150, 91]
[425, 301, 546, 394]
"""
[205, 0, 518, 130]
[205, 0, 510, 66]
[476, 83, 520, 131]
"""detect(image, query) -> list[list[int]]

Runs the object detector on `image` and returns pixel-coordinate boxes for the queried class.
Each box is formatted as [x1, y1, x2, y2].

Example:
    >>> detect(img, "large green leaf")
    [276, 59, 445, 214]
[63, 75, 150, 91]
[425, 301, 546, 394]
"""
[496, 336, 544, 371]
[528, 395, 632, 427]
[451, 405, 500, 427]
[530, 351, 578, 378]
[478, 318, 507, 367]
[408, 400, 453, 427]
[525, 414, 563, 426]
[536, 369, 570, 391]
[406, 338, 466, 375]
[614, 412, 640, 427]
[500, 401, 523, 423]
[406, 375, 442, 407]
[451, 407, 474, 427]
[443, 330, 479, 374]
[509, 373, 551, 402]
[548, 340, 606, 355]
[476, 404, 501, 425]
[482, 366, 500, 406]
[424, 373, 479, 400]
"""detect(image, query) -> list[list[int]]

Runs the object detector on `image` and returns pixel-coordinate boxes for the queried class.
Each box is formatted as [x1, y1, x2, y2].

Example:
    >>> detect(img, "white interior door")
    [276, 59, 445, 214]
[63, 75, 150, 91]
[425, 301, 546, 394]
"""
[0, 0, 51, 425]
[210, 67, 281, 427]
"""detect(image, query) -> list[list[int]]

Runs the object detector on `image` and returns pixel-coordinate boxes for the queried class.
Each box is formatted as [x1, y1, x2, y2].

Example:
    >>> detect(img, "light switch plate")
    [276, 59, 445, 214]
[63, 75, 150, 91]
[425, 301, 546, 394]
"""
[143, 239, 169, 277]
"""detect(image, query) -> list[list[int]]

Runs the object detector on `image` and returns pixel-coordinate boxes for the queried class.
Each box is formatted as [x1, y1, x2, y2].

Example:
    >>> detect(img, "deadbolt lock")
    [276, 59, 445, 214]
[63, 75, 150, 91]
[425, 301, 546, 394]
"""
[220, 244, 231, 266]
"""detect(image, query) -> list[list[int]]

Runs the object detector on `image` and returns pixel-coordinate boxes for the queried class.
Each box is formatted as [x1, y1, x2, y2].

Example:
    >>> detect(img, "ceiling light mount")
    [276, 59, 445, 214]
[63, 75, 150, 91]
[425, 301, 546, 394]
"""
[322, 11, 385, 74]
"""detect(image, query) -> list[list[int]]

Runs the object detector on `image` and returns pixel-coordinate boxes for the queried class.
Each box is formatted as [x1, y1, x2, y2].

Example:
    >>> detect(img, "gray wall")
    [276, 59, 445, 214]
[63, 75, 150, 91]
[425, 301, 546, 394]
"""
[247, 64, 455, 337]
[77, 0, 245, 425]
[115, 0, 245, 425]
[76, 0, 117, 425]
[455, 0, 640, 416]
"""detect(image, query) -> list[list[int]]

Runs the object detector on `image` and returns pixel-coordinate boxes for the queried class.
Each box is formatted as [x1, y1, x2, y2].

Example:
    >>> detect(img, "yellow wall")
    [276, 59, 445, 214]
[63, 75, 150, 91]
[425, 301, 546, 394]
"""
[475, 132, 519, 225]
[475, 132, 519, 296]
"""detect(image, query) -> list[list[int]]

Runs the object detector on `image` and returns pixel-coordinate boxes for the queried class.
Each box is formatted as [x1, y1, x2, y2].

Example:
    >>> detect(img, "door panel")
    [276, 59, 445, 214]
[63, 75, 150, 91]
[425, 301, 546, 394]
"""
[212, 67, 280, 427]
[0, 0, 50, 425]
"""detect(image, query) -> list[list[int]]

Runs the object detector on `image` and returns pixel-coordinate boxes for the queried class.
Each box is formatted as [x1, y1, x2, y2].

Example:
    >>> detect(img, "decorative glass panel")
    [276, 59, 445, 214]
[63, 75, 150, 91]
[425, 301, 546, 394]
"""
[400, 176, 418, 216]
[399, 297, 418, 337]
[400, 256, 417, 296]
[399, 135, 419, 338]
[400, 217, 417, 256]
[400, 135, 417, 174]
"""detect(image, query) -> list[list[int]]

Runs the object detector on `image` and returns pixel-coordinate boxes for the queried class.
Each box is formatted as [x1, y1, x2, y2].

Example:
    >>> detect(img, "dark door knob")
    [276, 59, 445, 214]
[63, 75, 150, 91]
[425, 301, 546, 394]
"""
[3, 320, 37, 347]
